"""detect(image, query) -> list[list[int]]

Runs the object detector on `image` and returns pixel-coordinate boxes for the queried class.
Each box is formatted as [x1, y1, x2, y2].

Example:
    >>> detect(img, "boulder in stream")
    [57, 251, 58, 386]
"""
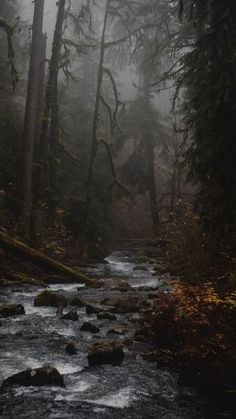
[107, 328, 125, 336]
[97, 312, 117, 321]
[61, 309, 78, 321]
[91, 277, 131, 291]
[1, 366, 65, 388]
[0, 304, 25, 318]
[34, 290, 68, 307]
[80, 322, 100, 333]
[66, 341, 78, 355]
[88, 340, 124, 366]
[70, 296, 88, 307]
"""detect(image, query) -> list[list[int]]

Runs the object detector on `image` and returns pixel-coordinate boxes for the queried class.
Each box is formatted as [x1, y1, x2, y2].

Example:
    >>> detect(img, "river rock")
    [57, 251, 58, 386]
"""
[66, 341, 78, 355]
[101, 295, 149, 313]
[97, 312, 117, 321]
[70, 296, 88, 307]
[91, 277, 131, 291]
[80, 322, 100, 333]
[0, 304, 25, 318]
[61, 309, 78, 321]
[107, 328, 125, 336]
[34, 290, 68, 307]
[88, 340, 124, 366]
[1, 366, 65, 388]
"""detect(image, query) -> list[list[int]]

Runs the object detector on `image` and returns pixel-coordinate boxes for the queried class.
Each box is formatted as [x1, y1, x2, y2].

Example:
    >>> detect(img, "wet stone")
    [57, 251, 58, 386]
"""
[80, 322, 100, 334]
[66, 341, 78, 355]
[1, 366, 65, 388]
[97, 312, 117, 321]
[61, 309, 78, 321]
[69, 296, 88, 307]
[34, 290, 68, 307]
[0, 304, 25, 318]
[107, 328, 125, 336]
[88, 340, 125, 366]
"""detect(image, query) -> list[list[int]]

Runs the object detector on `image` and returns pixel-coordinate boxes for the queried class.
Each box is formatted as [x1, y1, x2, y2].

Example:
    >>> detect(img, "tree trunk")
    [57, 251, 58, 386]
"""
[29, 32, 47, 245]
[23, 0, 45, 234]
[48, 75, 59, 223]
[146, 133, 160, 232]
[39, 0, 66, 210]
[143, 69, 160, 232]
[85, 0, 109, 227]
[0, 229, 94, 286]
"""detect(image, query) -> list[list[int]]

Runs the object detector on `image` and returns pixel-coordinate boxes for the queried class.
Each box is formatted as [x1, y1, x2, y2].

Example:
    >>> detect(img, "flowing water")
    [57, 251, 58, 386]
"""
[0, 251, 214, 418]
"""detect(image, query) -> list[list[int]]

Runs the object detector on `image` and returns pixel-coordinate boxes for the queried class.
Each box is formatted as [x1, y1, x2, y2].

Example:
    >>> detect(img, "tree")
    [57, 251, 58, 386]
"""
[113, 0, 172, 231]
[84, 0, 149, 231]
[178, 0, 236, 247]
[22, 0, 45, 235]
[39, 0, 66, 223]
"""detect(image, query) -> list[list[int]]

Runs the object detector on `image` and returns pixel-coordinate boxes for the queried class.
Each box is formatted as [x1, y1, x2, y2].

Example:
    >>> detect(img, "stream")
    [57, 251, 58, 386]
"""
[0, 250, 215, 418]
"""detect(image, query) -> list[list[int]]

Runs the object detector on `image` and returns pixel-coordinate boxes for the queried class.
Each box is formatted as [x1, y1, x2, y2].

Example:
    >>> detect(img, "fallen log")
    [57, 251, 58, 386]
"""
[0, 229, 94, 286]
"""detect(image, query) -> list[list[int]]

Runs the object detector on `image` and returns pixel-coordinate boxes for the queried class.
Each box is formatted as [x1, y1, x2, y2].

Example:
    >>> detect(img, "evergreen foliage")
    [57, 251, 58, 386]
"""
[179, 0, 236, 246]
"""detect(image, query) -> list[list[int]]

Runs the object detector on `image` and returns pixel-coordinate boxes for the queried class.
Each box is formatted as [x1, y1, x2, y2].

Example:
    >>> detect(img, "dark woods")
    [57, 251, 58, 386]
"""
[0, 1, 236, 414]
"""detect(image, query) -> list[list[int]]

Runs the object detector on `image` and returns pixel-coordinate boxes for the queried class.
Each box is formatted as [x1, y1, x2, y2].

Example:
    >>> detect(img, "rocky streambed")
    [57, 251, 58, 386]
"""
[0, 250, 214, 418]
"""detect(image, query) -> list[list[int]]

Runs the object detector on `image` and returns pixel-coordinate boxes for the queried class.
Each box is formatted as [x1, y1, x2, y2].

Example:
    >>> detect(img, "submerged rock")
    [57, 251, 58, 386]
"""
[88, 340, 124, 366]
[86, 303, 114, 315]
[61, 309, 78, 321]
[97, 312, 117, 321]
[66, 341, 78, 355]
[34, 290, 68, 307]
[133, 266, 149, 272]
[0, 304, 25, 318]
[80, 322, 100, 333]
[1, 366, 65, 388]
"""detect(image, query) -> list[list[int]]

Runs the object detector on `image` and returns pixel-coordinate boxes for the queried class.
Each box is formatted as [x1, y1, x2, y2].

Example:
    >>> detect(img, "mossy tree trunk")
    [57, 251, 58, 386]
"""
[0, 229, 94, 286]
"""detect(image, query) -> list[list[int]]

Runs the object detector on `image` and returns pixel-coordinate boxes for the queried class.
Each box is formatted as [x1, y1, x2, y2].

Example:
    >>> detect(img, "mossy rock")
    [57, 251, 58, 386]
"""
[1, 366, 65, 388]
[88, 340, 124, 366]
[34, 290, 68, 307]
[11, 272, 48, 288]
[0, 304, 25, 318]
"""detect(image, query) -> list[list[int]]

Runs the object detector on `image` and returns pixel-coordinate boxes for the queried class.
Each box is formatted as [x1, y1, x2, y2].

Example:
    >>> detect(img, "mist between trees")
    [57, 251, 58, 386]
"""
[0, 0, 236, 258]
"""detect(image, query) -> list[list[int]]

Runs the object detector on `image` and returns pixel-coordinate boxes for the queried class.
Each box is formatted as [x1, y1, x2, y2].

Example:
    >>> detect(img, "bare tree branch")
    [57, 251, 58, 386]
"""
[98, 138, 135, 202]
